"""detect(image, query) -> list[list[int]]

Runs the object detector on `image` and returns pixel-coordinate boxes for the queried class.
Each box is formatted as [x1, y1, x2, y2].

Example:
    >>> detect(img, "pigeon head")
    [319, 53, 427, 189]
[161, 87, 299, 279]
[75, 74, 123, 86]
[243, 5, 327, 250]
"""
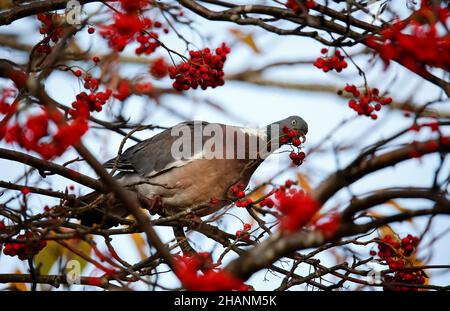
[269, 115, 308, 144]
[279, 115, 308, 135]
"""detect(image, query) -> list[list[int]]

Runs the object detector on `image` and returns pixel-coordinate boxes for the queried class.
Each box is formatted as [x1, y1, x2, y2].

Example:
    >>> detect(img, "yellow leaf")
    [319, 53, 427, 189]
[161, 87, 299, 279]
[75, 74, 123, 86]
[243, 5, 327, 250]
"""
[296, 173, 312, 193]
[11, 269, 28, 291]
[247, 185, 268, 206]
[377, 224, 399, 241]
[34, 241, 63, 276]
[131, 233, 147, 260]
[34, 239, 91, 275]
[229, 29, 261, 53]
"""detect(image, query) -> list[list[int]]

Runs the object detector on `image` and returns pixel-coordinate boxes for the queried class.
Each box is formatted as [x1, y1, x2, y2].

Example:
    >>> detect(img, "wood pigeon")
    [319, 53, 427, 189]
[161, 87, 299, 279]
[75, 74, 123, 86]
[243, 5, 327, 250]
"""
[78, 116, 308, 228]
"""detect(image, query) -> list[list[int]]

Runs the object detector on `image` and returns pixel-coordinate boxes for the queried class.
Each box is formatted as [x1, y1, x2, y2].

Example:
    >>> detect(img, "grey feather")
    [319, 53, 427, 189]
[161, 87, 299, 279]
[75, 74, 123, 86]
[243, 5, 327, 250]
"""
[104, 121, 211, 177]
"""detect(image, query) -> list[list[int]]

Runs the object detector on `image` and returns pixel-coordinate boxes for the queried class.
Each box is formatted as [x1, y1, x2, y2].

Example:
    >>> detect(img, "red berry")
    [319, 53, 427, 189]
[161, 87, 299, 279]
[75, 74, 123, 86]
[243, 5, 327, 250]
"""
[292, 137, 301, 146]
[88, 27, 95, 34]
[260, 198, 274, 208]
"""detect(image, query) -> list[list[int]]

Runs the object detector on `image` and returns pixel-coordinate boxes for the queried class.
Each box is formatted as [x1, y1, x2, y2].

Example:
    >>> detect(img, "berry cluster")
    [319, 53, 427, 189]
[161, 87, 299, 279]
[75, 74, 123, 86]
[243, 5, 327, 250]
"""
[136, 31, 160, 55]
[4, 109, 89, 159]
[289, 151, 306, 166]
[285, 0, 315, 14]
[82, 75, 100, 91]
[230, 182, 253, 207]
[150, 57, 169, 79]
[36, 13, 64, 54]
[314, 49, 347, 73]
[236, 198, 253, 208]
[342, 84, 392, 119]
[112, 79, 154, 101]
[314, 213, 340, 238]
[168, 43, 230, 91]
[259, 197, 275, 208]
[373, 234, 426, 291]
[3, 232, 47, 260]
[100, 13, 162, 54]
[281, 126, 306, 166]
[175, 252, 250, 291]
[231, 182, 246, 200]
[366, 1, 450, 73]
[68, 72, 112, 118]
[235, 223, 252, 239]
[114, 79, 132, 101]
[69, 90, 112, 118]
[280, 126, 303, 146]
[274, 187, 319, 233]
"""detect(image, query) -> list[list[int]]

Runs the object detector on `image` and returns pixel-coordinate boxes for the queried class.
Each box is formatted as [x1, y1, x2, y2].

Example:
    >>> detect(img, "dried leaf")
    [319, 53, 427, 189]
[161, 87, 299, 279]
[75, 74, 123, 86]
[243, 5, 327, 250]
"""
[11, 269, 28, 291]
[247, 184, 268, 205]
[131, 233, 147, 260]
[378, 224, 399, 241]
[229, 29, 261, 53]
[296, 173, 312, 193]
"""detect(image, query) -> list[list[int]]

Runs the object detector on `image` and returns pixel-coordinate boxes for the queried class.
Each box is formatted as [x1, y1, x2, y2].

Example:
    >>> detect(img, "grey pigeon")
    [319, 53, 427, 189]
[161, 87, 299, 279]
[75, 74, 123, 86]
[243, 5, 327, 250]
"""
[78, 116, 308, 228]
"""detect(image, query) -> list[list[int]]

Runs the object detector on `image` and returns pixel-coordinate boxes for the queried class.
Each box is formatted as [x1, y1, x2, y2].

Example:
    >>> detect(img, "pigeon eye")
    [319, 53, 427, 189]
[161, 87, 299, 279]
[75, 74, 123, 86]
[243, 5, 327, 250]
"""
[291, 120, 297, 126]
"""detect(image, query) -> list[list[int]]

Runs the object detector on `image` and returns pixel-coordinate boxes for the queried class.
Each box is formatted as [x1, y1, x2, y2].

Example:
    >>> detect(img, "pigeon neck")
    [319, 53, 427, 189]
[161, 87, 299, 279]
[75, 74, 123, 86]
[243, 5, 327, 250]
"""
[266, 123, 281, 153]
